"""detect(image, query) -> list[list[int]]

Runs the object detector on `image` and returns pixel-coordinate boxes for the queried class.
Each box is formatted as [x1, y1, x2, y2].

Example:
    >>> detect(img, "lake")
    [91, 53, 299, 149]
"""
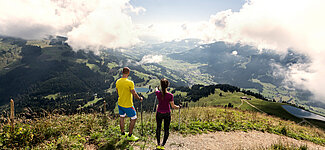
[135, 88, 150, 93]
[282, 105, 325, 122]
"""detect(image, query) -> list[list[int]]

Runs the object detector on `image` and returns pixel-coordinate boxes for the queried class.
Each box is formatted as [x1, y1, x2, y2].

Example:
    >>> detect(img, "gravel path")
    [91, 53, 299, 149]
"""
[136, 131, 325, 150]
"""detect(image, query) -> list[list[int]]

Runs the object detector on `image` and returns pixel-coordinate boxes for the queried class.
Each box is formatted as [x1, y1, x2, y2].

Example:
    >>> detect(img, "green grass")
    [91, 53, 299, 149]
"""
[76, 58, 102, 73]
[189, 89, 325, 128]
[86, 63, 100, 72]
[171, 88, 187, 97]
[172, 107, 325, 146]
[1, 107, 324, 149]
[26, 40, 51, 48]
[75, 59, 87, 64]
[131, 70, 151, 87]
[248, 98, 298, 121]
[248, 78, 325, 117]
[0, 42, 22, 71]
[81, 96, 103, 109]
[189, 89, 262, 111]
[41, 46, 70, 61]
[140, 57, 214, 86]
[244, 88, 260, 94]
[251, 78, 298, 103]
[107, 62, 118, 69]
[44, 93, 60, 100]
[130, 69, 160, 93]
[189, 89, 245, 108]
[158, 57, 216, 85]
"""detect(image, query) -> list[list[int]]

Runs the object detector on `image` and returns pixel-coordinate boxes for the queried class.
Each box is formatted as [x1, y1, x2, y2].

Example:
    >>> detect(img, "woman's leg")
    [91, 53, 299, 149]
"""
[156, 112, 163, 145]
[162, 113, 171, 146]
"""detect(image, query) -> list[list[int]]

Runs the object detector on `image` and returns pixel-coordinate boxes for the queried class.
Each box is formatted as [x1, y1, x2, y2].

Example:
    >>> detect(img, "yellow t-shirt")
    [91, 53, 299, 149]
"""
[116, 78, 135, 107]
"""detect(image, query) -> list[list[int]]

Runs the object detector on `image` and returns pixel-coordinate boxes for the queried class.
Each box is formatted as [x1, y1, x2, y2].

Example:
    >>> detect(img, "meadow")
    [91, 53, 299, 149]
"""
[1, 106, 324, 149]
[189, 89, 325, 128]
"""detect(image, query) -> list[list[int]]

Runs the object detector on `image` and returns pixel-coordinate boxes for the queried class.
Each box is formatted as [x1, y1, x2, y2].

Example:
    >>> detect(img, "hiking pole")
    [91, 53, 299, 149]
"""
[150, 96, 157, 133]
[178, 99, 181, 131]
[141, 100, 143, 136]
[178, 99, 183, 149]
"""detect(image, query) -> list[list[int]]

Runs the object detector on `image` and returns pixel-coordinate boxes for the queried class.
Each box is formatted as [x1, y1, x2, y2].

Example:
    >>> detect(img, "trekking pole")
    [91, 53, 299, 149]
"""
[150, 96, 157, 132]
[178, 99, 181, 131]
[141, 100, 143, 136]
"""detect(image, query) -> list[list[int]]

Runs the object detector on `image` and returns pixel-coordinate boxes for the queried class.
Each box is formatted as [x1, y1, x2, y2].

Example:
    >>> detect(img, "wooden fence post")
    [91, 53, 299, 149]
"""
[103, 100, 106, 115]
[10, 99, 14, 133]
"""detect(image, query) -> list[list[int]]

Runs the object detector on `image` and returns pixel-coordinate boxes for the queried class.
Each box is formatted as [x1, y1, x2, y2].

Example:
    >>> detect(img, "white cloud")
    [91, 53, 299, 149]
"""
[136, 0, 325, 101]
[2, 0, 325, 101]
[211, 0, 325, 102]
[139, 55, 163, 64]
[221, 0, 325, 102]
[0, 0, 145, 52]
[134, 10, 233, 44]
[67, 0, 141, 53]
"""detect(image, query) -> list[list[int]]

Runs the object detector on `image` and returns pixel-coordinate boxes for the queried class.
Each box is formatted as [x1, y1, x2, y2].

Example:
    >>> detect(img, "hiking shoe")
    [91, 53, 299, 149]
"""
[156, 145, 161, 150]
[127, 134, 139, 141]
[121, 132, 129, 138]
[160, 146, 165, 150]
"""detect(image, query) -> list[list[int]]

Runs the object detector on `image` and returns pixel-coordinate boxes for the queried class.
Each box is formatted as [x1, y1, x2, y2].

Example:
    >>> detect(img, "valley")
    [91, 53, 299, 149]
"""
[1, 36, 325, 149]
[1, 36, 325, 117]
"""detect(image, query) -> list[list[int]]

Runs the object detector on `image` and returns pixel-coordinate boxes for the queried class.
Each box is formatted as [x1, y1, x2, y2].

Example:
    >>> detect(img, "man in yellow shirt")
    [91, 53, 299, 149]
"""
[116, 67, 143, 141]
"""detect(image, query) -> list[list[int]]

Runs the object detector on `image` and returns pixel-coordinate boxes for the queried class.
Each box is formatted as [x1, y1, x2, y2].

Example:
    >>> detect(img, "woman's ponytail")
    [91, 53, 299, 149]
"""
[160, 78, 169, 99]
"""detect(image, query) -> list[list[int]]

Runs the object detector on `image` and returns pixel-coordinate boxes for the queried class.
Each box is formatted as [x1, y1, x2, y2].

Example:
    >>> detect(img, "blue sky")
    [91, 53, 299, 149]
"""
[130, 0, 245, 24]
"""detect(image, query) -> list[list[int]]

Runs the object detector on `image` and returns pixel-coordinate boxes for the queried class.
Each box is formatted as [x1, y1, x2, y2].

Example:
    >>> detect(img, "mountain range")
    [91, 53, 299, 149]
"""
[0, 36, 324, 116]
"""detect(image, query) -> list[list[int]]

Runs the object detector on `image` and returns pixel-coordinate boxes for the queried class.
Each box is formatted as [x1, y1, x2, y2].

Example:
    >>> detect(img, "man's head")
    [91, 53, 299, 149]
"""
[122, 67, 130, 76]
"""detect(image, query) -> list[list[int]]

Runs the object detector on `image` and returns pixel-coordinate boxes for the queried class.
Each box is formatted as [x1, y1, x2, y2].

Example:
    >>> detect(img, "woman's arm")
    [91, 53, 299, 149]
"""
[170, 101, 180, 109]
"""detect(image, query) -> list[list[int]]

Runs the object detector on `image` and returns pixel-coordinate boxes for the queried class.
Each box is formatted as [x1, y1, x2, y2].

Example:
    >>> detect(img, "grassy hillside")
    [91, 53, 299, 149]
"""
[1, 36, 324, 149]
[1, 107, 324, 149]
[0, 36, 189, 116]
[0, 37, 24, 73]
[189, 89, 325, 129]
[2, 36, 323, 120]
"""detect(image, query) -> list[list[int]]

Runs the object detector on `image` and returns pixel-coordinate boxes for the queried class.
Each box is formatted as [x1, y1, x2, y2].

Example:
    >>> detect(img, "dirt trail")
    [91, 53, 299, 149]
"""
[242, 99, 267, 114]
[135, 131, 325, 150]
[238, 99, 244, 108]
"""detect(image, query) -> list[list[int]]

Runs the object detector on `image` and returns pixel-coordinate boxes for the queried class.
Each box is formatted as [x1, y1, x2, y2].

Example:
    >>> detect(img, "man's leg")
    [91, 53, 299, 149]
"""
[118, 105, 126, 135]
[129, 117, 137, 134]
[125, 107, 139, 141]
[120, 117, 125, 133]
[126, 116, 139, 141]
[126, 106, 137, 135]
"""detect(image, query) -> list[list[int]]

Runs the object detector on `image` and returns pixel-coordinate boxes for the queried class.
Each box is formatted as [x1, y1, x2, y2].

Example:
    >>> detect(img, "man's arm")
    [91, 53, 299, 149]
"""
[131, 89, 143, 101]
